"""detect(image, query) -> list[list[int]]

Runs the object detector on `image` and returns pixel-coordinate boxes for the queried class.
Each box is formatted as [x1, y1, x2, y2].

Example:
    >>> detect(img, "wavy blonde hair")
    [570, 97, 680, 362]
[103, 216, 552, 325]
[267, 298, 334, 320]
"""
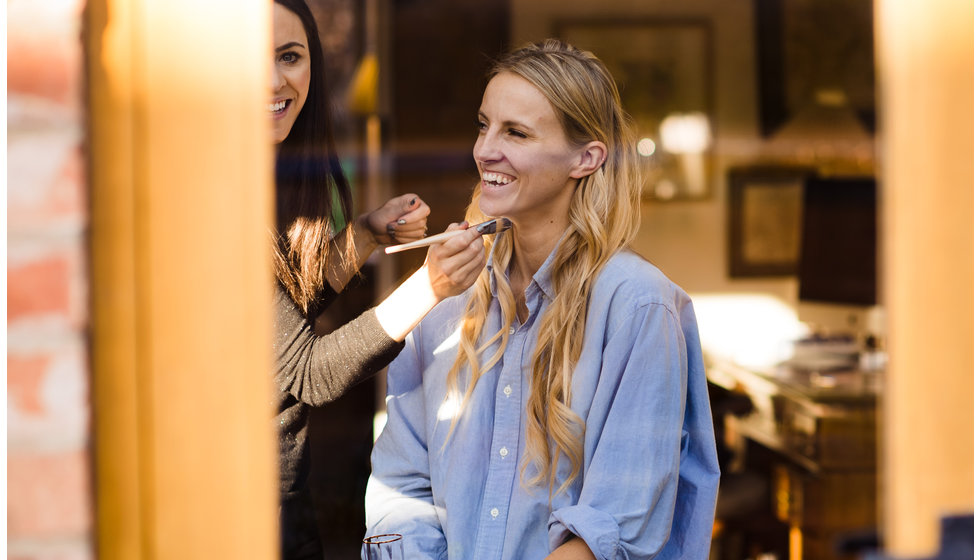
[446, 39, 642, 497]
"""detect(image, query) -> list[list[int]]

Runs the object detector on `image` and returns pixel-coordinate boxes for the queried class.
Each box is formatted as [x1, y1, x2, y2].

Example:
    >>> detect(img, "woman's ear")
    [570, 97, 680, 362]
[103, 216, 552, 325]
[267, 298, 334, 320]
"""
[570, 141, 608, 179]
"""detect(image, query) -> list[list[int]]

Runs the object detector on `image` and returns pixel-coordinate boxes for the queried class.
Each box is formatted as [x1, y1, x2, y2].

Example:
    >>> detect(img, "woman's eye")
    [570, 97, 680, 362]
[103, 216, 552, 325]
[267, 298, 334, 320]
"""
[280, 52, 300, 64]
[475, 119, 487, 131]
[508, 128, 527, 139]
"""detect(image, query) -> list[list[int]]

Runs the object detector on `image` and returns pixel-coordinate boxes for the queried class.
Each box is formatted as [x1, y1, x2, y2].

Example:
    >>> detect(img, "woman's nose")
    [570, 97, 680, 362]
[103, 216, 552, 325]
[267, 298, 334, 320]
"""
[271, 65, 285, 92]
[473, 134, 500, 163]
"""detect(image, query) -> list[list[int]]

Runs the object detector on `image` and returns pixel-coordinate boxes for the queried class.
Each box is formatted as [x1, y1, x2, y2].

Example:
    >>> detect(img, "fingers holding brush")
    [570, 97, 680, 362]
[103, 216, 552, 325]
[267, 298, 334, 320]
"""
[423, 222, 487, 300]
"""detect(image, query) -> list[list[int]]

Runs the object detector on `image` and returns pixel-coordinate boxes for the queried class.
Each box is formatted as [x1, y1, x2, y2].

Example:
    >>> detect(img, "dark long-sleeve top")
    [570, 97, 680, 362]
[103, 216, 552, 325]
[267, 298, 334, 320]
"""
[273, 283, 405, 496]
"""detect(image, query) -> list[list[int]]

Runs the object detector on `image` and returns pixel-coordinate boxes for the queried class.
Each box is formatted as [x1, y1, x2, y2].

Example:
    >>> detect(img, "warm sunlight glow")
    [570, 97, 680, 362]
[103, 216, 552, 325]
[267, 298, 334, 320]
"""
[434, 327, 462, 356]
[659, 112, 711, 153]
[373, 410, 388, 442]
[691, 293, 808, 369]
[437, 393, 462, 422]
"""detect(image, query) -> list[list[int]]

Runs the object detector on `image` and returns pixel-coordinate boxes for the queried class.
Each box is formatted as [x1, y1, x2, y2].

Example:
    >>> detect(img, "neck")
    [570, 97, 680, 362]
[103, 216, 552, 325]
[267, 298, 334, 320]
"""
[508, 217, 567, 293]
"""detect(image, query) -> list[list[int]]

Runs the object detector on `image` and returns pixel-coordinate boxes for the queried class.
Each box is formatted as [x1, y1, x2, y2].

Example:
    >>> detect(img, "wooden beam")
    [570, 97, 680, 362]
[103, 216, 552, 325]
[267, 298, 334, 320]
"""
[86, 1, 278, 557]
[876, 0, 974, 555]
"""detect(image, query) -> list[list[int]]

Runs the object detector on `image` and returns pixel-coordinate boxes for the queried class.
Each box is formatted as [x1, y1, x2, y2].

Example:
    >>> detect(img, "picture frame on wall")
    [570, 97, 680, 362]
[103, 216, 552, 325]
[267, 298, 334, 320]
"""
[555, 19, 715, 202]
[754, 0, 875, 137]
[727, 166, 814, 277]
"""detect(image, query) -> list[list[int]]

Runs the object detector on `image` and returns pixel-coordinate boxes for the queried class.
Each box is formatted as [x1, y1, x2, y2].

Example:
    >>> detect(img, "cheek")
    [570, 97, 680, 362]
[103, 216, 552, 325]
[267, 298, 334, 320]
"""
[291, 67, 312, 110]
[528, 152, 573, 183]
[299, 73, 311, 102]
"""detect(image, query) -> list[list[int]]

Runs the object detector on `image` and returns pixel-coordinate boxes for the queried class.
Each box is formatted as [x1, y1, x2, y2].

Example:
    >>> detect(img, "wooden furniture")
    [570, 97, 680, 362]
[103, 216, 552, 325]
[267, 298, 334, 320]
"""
[708, 358, 881, 560]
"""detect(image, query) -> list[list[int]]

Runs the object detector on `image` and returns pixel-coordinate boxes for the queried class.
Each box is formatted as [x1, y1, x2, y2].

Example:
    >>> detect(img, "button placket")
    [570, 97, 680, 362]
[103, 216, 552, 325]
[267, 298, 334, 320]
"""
[480, 328, 524, 537]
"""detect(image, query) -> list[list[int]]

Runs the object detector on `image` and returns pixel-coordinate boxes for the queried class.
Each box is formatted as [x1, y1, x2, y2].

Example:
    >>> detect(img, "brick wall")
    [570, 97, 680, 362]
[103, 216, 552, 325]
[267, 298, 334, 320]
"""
[8, 0, 94, 558]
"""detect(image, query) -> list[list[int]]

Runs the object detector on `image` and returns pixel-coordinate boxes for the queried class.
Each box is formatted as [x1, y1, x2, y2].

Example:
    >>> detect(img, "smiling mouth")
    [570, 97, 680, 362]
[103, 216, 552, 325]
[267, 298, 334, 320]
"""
[268, 99, 291, 116]
[482, 171, 514, 187]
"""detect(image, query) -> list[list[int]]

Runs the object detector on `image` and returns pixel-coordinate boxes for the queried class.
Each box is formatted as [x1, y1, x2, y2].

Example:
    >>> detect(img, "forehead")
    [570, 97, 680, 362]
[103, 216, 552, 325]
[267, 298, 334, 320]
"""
[273, 4, 307, 43]
[481, 71, 560, 128]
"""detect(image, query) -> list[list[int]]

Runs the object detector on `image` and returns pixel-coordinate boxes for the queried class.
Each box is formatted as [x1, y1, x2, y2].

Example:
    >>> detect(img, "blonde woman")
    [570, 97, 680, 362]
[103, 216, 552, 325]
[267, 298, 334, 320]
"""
[364, 40, 719, 559]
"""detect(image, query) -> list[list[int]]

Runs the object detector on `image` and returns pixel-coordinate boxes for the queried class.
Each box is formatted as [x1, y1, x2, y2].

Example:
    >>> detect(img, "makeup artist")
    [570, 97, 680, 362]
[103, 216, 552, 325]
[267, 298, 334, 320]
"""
[365, 39, 720, 559]
[269, 1, 486, 558]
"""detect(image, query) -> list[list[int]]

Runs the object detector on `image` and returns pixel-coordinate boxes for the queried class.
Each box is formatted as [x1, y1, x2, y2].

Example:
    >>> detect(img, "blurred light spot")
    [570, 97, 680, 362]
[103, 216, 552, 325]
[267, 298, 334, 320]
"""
[691, 293, 808, 369]
[636, 137, 657, 157]
[654, 179, 678, 200]
[659, 112, 711, 153]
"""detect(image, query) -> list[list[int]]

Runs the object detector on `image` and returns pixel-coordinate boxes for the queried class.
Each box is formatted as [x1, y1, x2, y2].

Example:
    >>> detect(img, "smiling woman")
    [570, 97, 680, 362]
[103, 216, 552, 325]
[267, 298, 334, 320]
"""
[270, 7, 311, 145]
[365, 39, 720, 560]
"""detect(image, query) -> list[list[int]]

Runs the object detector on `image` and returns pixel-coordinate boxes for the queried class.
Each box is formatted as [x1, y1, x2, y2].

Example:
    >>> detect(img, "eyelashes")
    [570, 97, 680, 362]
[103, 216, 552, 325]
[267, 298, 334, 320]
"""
[279, 51, 302, 65]
[474, 119, 529, 139]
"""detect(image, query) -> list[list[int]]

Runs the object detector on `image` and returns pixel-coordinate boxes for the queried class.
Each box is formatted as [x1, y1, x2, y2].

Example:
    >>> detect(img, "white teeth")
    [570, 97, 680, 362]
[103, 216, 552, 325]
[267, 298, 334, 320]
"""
[482, 172, 513, 185]
[268, 100, 286, 113]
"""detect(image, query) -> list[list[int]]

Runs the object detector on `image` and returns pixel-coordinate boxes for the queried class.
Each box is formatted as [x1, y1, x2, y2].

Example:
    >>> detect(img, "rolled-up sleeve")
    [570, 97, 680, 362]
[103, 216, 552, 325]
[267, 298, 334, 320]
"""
[548, 301, 719, 559]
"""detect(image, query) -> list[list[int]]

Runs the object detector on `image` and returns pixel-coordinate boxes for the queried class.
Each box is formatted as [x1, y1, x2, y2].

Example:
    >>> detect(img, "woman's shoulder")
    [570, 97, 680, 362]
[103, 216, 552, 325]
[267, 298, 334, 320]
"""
[593, 250, 691, 312]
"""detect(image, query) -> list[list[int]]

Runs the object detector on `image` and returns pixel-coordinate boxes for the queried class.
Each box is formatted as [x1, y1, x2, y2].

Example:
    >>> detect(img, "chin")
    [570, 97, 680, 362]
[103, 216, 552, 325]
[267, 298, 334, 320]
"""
[477, 198, 504, 219]
[478, 191, 514, 217]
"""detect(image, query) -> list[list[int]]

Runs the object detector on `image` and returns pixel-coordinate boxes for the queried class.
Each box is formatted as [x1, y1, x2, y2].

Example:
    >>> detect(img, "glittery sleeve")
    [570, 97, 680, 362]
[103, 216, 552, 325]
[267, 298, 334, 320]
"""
[274, 284, 405, 406]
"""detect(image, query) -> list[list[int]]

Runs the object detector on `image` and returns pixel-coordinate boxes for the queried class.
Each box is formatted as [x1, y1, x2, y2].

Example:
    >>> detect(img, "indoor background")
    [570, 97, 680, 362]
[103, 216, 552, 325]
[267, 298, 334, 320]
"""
[6, 0, 972, 559]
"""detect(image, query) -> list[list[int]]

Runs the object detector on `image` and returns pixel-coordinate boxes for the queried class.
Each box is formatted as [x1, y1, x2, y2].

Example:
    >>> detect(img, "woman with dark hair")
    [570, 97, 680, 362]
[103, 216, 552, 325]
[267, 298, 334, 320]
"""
[270, 0, 487, 557]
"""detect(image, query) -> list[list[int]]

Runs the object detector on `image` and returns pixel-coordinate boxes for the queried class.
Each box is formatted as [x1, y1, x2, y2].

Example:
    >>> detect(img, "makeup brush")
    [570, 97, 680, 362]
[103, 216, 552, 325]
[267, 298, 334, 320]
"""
[384, 218, 512, 254]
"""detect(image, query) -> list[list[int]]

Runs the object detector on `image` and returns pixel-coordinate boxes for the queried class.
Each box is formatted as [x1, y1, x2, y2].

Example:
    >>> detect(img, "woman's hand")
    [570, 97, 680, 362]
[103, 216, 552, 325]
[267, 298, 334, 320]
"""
[362, 193, 430, 245]
[373, 221, 486, 342]
[422, 222, 487, 301]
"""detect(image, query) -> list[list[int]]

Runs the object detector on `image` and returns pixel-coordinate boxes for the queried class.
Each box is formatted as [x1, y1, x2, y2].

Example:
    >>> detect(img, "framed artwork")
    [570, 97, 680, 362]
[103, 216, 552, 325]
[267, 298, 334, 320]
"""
[727, 166, 814, 277]
[556, 19, 714, 201]
[755, 0, 875, 137]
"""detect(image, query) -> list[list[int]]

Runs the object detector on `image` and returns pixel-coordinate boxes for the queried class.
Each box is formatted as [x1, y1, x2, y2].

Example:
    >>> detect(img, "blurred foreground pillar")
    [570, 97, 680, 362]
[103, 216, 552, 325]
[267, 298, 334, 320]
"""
[85, 0, 278, 558]
[876, 0, 973, 556]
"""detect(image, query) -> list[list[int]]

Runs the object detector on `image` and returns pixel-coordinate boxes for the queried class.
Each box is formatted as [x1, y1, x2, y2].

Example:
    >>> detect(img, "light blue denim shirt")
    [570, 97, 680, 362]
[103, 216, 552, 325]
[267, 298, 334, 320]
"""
[364, 244, 719, 560]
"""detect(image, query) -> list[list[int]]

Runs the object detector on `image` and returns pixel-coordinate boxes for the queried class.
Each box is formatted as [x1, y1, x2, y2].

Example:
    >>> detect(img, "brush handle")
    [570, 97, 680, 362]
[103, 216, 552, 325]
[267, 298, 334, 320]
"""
[383, 229, 466, 254]
[383, 218, 510, 254]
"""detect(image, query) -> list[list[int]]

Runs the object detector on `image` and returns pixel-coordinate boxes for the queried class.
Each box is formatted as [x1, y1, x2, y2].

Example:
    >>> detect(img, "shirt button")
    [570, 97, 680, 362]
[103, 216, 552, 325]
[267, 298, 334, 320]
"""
[499, 447, 509, 458]
[508, 327, 515, 335]
[490, 507, 499, 518]
[503, 385, 512, 397]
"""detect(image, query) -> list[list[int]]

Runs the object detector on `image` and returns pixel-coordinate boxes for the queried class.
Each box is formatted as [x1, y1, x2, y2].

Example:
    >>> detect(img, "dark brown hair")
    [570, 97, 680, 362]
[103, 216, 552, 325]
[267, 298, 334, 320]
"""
[273, 0, 355, 316]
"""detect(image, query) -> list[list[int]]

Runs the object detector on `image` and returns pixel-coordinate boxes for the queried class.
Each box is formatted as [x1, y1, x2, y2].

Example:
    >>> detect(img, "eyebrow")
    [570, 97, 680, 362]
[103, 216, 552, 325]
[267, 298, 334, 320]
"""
[276, 41, 307, 53]
[478, 111, 532, 131]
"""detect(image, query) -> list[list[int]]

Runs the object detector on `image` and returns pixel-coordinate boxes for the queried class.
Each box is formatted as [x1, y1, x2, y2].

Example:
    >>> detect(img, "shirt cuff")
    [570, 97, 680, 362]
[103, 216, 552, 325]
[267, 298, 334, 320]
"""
[548, 504, 622, 560]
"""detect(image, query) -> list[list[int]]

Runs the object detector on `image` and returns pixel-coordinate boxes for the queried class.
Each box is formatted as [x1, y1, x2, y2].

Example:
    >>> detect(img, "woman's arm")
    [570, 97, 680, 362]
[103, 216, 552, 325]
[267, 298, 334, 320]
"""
[545, 537, 596, 560]
[547, 300, 719, 559]
[274, 284, 403, 406]
[275, 222, 485, 406]
[364, 331, 448, 559]
[374, 222, 486, 342]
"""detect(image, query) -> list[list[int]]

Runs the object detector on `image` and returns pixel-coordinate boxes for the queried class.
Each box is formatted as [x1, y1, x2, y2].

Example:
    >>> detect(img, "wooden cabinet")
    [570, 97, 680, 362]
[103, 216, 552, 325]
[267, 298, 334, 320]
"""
[709, 360, 881, 560]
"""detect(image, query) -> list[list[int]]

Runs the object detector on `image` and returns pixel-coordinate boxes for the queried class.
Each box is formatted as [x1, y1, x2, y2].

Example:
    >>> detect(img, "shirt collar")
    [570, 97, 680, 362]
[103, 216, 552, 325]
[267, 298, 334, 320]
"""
[485, 231, 563, 302]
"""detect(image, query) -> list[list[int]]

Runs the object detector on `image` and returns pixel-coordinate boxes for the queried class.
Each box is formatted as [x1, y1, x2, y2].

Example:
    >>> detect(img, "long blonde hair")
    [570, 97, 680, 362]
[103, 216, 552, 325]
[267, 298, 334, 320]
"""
[446, 39, 642, 496]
